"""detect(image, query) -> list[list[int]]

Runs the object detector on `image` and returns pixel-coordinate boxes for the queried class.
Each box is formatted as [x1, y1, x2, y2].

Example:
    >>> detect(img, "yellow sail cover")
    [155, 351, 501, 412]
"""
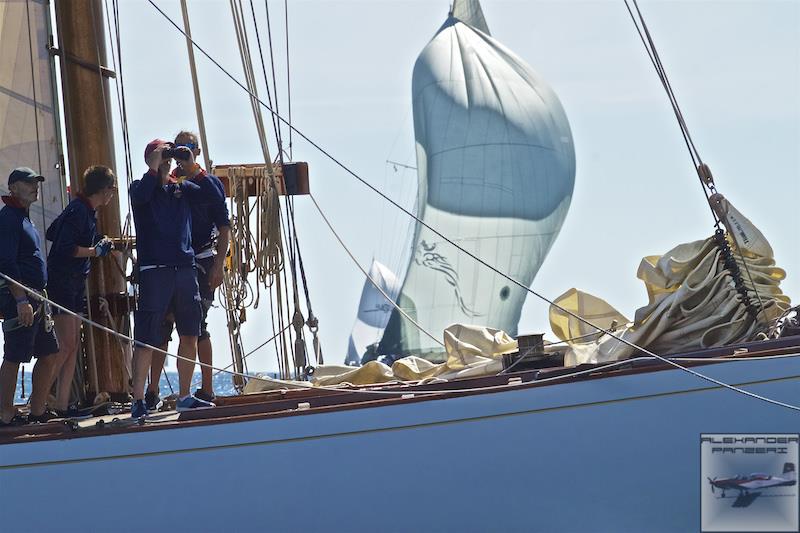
[549, 196, 791, 366]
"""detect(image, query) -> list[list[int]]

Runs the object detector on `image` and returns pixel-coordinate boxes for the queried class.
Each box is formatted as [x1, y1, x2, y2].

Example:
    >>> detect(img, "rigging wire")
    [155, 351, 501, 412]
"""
[24, 0, 44, 181]
[145, 1, 796, 410]
[623, 0, 768, 322]
[309, 193, 444, 348]
[2, 271, 799, 408]
[247, 0, 282, 149]
[283, 0, 292, 159]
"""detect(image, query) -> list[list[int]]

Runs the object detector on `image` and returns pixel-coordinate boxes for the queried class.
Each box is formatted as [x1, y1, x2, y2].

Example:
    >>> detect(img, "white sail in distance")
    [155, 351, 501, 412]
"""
[379, 1, 575, 356]
[346, 260, 402, 365]
[0, 1, 66, 249]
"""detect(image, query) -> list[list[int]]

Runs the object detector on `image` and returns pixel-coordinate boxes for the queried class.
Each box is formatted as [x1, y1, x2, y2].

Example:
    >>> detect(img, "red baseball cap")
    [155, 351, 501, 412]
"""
[144, 139, 170, 161]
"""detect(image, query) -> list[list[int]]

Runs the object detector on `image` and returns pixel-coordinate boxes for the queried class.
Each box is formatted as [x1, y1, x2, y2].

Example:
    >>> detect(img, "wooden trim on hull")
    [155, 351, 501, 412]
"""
[2, 335, 799, 446]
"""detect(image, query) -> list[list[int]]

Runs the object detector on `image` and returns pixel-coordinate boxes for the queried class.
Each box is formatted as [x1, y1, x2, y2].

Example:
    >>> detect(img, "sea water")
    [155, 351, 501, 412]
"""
[13, 370, 250, 405]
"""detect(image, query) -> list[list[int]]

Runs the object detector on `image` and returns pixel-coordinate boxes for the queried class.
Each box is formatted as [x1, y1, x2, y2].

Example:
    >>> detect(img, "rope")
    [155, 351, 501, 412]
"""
[179, 0, 212, 170]
[24, 0, 43, 177]
[623, 0, 766, 323]
[3, 272, 800, 407]
[246, 0, 282, 152]
[283, 0, 292, 159]
[190, 323, 291, 390]
[24, 0, 46, 238]
[309, 194, 443, 348]
[144, 1, 800, 410]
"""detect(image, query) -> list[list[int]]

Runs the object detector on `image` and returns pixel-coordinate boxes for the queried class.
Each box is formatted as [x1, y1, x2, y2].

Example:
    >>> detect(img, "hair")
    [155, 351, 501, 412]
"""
[83, 165, 116, 196]
[174, 130, 200, 147]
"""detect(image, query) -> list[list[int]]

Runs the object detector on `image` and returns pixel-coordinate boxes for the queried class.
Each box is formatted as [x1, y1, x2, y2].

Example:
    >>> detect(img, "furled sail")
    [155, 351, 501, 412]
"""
[0, 1, 65, 250]
[378, 1, 575, 357]
[346, 260, 401, 365]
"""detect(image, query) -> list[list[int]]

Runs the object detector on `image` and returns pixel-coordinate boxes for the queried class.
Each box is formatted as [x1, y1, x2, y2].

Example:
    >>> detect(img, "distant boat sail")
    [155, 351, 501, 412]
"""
[373, 0, 576, 358]
[345, 260, 402, 365]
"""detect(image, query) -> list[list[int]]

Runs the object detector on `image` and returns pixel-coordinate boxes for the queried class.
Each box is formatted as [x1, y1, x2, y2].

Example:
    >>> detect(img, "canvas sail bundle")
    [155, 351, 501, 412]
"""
[245, 324, 518, 391]
[549, 196, 791, 366]
[378, 1, 575, 359]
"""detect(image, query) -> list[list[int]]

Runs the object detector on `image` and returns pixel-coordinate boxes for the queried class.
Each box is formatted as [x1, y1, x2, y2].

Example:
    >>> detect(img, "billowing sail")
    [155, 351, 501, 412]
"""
[346, 260, 401, 365]
[379, 1, 575, 357]
[0, 1, 65, 250]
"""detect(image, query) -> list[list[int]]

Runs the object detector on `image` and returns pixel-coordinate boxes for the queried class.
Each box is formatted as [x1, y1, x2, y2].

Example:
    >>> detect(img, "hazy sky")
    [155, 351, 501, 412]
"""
[107, 0, 799, 375]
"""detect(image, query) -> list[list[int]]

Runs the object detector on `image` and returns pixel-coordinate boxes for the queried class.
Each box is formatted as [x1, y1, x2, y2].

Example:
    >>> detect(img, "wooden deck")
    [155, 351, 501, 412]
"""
[2, 335, 799, 446]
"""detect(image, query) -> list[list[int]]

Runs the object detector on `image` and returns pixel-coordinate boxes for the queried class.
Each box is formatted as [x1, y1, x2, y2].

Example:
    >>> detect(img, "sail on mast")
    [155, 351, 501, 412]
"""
[378, 0, 575, 357]
[0, 1, 66, 249]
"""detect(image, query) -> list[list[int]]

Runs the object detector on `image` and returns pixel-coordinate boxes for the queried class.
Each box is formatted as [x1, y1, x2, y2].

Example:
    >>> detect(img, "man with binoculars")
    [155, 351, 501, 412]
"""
[128, 138, 226, 419]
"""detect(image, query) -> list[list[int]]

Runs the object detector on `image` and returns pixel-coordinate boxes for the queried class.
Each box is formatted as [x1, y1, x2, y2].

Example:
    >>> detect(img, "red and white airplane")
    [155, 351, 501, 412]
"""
[708, 463, 796, 498]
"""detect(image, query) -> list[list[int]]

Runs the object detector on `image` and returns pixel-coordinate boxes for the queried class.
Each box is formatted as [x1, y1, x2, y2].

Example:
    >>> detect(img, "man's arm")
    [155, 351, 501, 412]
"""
[130, 145, 169, 205]
[129, 170, 161, 205]
[0, 215, 22, 287]
[208, 225, 230, 289]
[0, 216, 33, 326]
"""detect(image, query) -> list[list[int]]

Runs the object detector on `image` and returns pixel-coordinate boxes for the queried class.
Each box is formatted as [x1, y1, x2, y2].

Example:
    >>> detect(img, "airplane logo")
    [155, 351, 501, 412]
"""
[708, 462, 796, 499]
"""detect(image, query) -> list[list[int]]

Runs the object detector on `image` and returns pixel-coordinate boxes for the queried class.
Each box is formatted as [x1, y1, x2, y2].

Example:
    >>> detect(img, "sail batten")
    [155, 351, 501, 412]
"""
[0, 1, 65, 250]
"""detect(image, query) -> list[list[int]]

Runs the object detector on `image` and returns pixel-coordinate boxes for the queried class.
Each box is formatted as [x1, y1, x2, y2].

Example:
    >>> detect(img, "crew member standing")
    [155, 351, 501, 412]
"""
[44, 166, 116, 417]
[146, 131, 230, 410]
[0, 168, 59, 425]
[129, 140, 225, 418]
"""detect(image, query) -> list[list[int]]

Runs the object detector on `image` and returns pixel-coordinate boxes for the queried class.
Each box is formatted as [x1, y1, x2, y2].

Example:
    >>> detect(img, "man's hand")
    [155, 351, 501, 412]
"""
[175, 147, 196, 170]
[208, 257, 225, 290]
[94, 238, 113, 258]
[146, 144, 167, 172]
[16, 301, 33, 327]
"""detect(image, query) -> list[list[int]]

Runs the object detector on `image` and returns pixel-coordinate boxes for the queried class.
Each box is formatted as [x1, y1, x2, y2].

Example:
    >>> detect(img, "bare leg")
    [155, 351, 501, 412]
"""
[198, 336, 213, 394]
[132, 346, 153, 402]
[148, 343, 168, 394]
[49, 315, 80, 411]
[0, 361, 20, 423]
[30, 356, 57, 416]
[176, 335, 198, 397]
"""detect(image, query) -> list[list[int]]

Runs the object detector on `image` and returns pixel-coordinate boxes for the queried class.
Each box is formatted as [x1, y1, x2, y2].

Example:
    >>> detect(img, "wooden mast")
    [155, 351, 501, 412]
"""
[54, 0, 129, 400]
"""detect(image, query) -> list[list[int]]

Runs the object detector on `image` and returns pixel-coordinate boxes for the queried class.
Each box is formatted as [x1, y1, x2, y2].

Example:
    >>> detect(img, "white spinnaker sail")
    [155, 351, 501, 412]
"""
[346, 260, 401, 365]
[379, 3, 575, 356]
[0, 1, 65, 250]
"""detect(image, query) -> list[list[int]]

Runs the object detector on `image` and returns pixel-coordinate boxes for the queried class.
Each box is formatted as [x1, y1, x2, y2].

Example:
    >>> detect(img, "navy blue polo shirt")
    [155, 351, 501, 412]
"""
[129, 169, 224, 267]
[46, 195, 99, 278]
[0, 196, 47, 290]
[190, 173, 230, 254]
[171, 168, 230, 253]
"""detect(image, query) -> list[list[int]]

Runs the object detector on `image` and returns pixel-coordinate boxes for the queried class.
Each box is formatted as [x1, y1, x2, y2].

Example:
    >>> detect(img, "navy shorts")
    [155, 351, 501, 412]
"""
[1, 295, 59, 363]
[160, 256, 216, 343]
[47, 273, 87, 315]
[134, 266, 201, 346]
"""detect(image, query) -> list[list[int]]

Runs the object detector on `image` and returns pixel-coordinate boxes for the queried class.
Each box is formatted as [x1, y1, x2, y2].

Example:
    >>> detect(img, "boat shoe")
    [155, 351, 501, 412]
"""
[28, 409, 59, 424]
[130, 399, 148, 419]
[145, 389, 163, 412]
[176, 395, 215, 412]
[194, 388, 216, 403]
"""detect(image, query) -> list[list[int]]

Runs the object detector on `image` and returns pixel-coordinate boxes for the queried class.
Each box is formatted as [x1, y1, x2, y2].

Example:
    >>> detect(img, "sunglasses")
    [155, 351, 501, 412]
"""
[176, 142, 198, 150]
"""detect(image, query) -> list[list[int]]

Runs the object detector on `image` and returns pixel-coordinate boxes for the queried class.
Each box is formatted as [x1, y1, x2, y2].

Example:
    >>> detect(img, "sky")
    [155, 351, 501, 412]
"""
[100, 0, 799, 375]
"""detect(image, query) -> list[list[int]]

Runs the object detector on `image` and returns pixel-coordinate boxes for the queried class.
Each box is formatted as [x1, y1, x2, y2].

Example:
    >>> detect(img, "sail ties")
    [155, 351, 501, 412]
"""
[624, 0, 768, 326]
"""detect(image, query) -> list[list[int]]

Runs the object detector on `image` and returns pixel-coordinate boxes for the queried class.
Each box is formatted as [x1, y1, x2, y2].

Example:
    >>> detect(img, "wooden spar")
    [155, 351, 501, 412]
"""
[54, 0, 129, 400]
